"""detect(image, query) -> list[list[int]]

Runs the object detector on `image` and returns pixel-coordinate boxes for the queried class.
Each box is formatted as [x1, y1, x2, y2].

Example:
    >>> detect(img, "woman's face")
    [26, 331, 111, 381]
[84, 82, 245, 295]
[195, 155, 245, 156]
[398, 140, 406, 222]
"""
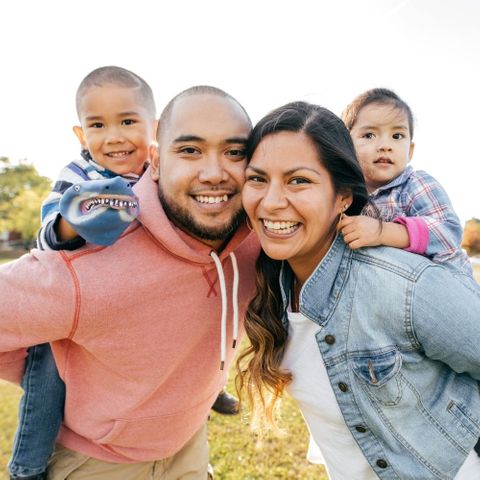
[243, 131, 351, 282]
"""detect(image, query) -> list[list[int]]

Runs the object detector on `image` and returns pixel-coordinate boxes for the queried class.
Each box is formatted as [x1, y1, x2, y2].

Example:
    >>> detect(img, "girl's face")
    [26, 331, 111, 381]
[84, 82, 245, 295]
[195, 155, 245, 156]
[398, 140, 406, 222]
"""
[243, 131, 351, 282]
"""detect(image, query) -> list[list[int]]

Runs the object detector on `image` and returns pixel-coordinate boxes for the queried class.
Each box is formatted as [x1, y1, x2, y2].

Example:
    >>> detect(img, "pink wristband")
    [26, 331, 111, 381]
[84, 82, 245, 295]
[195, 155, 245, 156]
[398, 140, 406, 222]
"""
[393, 216, 429, 254]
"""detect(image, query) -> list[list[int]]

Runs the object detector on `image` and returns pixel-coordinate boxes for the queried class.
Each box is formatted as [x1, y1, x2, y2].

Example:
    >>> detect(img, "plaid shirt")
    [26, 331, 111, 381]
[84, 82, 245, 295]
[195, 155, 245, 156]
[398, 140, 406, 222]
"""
[362, 165, 472, 276]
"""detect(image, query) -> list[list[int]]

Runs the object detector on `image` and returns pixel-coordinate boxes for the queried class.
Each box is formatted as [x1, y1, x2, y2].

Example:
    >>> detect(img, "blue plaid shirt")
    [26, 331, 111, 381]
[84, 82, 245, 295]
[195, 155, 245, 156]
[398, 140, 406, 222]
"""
[362, 165, 472, 276]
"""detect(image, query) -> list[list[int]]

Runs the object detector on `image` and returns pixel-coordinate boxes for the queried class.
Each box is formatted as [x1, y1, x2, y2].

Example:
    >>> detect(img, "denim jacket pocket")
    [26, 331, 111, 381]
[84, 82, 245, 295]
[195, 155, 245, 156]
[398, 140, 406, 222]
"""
[351, 349, 403, 406]
[447, 400, 480, 440]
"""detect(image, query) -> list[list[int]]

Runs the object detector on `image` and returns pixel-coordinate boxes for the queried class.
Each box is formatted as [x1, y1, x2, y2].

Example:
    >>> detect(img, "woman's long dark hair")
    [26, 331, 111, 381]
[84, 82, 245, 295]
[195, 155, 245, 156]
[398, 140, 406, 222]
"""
[236, 102, 369, 430]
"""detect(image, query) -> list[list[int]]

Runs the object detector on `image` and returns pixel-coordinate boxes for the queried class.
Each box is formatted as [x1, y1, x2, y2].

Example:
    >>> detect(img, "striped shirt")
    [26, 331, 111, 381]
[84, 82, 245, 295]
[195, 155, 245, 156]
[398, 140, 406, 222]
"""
[362, 165, 472, 276]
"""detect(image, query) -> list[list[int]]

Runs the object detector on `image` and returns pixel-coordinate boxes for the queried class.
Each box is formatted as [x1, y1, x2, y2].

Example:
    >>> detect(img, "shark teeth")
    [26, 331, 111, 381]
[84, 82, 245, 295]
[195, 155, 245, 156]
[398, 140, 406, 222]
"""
[194, 194, 229, 204]
[263, 219, 299, 234]
[83, 197, 138, 212]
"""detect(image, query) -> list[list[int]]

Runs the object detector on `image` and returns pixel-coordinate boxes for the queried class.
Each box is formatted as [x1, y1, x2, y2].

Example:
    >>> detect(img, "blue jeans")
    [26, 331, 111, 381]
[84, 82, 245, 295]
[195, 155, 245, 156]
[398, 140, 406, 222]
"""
[8, 343, 65, 478]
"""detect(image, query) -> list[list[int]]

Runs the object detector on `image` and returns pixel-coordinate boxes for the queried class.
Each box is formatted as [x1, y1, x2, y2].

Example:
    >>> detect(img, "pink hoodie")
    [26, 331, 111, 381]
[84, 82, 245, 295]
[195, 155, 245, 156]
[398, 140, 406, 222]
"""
[0, 171, 259, 462]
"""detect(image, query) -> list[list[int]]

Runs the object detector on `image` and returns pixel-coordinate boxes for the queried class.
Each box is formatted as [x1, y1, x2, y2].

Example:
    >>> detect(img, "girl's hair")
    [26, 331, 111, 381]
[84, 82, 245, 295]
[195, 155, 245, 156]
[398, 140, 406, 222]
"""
[236, 101, 369, 431]
[342, 87, 415, 139]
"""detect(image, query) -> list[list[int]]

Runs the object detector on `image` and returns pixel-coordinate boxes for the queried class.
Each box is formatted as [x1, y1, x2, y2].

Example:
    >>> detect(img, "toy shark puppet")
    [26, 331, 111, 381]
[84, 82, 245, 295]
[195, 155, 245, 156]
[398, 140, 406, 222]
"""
[59, 177, 140, 246]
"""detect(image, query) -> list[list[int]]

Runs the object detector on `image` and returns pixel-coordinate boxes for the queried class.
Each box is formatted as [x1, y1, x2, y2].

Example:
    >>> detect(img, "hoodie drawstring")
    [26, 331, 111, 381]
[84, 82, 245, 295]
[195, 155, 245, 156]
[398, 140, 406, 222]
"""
[210, 251, 239, 370]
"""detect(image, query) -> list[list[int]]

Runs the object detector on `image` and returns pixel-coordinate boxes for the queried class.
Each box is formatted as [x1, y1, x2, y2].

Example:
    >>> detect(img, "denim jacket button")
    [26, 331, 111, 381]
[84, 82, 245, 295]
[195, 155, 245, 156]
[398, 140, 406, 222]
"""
[324, 334, 335, 345]
[376, 459, 388, 469]
[338, 382, 349, 392]
[355, 425, 367, 433]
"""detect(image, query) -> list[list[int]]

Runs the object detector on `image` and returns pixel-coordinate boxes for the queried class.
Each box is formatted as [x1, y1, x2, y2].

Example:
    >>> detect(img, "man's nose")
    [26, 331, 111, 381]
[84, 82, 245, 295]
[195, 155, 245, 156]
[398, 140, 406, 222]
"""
[198, 155, 228, 184]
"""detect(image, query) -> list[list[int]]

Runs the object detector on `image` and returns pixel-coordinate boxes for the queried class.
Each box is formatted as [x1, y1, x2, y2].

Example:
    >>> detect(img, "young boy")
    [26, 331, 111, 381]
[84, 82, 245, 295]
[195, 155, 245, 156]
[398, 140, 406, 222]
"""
[8, 66, 157, 480]
[339, 87, 473, 279]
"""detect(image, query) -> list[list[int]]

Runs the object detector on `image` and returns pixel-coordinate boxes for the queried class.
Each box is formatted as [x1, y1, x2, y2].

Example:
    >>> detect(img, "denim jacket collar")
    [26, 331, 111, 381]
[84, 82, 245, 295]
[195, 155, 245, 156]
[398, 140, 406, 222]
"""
[279, 234, 351, 328]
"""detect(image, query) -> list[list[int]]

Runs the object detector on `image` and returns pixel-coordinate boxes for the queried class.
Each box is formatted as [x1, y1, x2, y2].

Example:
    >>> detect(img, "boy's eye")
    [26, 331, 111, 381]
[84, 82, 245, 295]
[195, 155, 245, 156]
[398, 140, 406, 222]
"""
[362, 132, 375, 139]
[89, 122, 103, 129]
[392, 133, 405, 139]
[122, 119, 136, 126]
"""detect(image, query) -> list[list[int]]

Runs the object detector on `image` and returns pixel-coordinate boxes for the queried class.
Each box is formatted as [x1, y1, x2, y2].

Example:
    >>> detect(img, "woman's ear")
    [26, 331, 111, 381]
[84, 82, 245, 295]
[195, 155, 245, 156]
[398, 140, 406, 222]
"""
[339, 189, 353, 211]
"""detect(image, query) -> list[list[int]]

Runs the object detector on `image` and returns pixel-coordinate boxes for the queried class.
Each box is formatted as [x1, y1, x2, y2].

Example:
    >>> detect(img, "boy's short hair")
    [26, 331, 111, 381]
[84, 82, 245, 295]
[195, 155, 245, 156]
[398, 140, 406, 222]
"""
[76, 66, 156, 119]
[342, 87, 415, 139]
[157, 85, 251, 142]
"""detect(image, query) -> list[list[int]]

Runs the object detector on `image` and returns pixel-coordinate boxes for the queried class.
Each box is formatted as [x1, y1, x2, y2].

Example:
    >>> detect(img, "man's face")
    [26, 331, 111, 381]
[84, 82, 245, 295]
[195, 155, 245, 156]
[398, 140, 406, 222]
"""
[151, 94, 251, 248]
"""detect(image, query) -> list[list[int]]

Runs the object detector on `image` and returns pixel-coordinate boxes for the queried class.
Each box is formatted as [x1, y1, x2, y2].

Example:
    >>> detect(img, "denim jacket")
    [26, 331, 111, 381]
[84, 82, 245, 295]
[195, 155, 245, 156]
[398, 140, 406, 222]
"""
[279, 235, 480, 479]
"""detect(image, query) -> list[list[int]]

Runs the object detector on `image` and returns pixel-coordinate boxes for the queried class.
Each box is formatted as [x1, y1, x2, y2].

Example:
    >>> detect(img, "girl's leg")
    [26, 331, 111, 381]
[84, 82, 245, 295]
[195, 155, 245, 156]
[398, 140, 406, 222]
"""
[8, 343, 65, 479]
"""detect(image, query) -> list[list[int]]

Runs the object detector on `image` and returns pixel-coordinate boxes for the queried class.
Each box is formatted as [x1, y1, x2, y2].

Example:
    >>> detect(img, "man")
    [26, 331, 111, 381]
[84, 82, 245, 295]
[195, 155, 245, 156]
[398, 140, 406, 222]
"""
[0, 86, 259, 479]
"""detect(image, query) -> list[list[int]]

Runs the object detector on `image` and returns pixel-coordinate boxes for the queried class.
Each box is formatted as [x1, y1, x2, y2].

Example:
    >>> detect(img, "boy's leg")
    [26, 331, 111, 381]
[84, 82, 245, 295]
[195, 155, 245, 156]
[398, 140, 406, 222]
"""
[9, 344, 65, 479]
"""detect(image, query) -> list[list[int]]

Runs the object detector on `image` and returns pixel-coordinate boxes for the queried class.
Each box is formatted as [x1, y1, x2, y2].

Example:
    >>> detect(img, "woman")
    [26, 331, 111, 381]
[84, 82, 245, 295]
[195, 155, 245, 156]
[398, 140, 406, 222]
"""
[238, 101, 480, 479]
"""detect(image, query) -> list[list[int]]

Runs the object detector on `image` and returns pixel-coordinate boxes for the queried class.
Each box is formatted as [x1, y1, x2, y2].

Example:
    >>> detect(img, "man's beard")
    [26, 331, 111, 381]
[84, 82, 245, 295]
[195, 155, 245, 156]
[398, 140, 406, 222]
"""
[158, 188, 245, 242]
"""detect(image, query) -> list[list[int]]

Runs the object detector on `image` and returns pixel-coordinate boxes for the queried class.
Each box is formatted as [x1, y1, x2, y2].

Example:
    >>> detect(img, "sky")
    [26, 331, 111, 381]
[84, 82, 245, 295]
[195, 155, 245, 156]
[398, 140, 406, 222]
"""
[0, 0, 479, 224]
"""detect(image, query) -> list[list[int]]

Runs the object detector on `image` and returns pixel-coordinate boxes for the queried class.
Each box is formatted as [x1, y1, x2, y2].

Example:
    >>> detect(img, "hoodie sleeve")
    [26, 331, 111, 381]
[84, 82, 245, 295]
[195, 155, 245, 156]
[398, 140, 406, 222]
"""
[0, 250, 77, 382]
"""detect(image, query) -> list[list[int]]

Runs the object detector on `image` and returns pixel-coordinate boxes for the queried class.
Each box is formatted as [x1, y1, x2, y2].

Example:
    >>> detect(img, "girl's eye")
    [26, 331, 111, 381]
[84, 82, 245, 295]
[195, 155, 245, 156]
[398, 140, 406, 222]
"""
[362, 132, 375, 139]
[89, 122, 103, 129]
[122, 119, 136, 126]
[393, 133, 405, 139]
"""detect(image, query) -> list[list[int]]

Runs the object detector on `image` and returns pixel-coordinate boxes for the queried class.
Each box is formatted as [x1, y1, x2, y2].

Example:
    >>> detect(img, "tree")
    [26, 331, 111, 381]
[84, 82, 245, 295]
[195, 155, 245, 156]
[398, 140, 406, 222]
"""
[462, 218, 480, 257]
[0, 157, 52, 247]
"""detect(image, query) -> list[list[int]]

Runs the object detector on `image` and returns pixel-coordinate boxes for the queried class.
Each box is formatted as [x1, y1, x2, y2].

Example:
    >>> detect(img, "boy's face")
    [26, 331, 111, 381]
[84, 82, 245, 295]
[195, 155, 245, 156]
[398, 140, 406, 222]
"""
[151, 94, 251, 249]
[350, 103, 415, 193]
[74, 85, 156, 176]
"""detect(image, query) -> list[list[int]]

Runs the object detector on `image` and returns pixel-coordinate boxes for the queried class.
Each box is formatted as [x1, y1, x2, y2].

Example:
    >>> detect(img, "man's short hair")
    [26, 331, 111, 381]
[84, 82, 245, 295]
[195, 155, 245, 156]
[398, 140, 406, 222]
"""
[157, 85, 251, 142]
[76, 66, 156, 119]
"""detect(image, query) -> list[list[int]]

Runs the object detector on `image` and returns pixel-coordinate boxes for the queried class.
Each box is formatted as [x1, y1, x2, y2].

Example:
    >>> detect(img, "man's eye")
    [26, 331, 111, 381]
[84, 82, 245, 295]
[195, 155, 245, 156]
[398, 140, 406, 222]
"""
[227, 148, 246, 158]
[179, 147, 199, 154]
[393, 133, 405, 139]
[122, 119, 136, 126]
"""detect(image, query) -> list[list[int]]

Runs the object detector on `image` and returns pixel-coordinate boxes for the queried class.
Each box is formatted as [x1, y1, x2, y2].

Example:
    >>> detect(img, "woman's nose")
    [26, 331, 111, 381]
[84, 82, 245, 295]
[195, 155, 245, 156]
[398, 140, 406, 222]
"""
[261, 182, 288, 211]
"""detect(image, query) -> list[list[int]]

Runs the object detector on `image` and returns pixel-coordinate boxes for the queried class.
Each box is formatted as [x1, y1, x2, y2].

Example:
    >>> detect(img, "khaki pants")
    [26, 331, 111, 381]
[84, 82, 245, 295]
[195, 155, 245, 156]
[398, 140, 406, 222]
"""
[47, 423, 209, 480]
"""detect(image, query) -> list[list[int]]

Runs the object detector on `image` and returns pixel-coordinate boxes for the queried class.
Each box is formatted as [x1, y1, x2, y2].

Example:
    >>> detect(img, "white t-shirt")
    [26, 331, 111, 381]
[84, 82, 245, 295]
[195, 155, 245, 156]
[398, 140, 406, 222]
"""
[281, 311, 480, 480]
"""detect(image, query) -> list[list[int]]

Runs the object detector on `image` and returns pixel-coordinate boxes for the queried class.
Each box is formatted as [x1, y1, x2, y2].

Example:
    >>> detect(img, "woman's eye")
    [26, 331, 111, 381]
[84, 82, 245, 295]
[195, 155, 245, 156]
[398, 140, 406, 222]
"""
[246, 175, 265, 183]
[290, 177, 310, 185]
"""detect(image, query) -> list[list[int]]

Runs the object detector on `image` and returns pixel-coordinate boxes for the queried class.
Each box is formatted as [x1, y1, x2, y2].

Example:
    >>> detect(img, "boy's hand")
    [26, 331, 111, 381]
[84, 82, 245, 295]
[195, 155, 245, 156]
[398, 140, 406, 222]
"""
[338, 214, 383, 249]
[59, 177, 140, 246]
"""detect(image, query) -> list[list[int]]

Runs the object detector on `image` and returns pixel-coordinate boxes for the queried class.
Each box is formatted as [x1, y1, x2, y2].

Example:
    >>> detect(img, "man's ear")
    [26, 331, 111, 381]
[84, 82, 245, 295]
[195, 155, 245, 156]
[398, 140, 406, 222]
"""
[408, 142, 415, 162]
[150, 143, 160, 180]
[73, 126, 87, 147]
